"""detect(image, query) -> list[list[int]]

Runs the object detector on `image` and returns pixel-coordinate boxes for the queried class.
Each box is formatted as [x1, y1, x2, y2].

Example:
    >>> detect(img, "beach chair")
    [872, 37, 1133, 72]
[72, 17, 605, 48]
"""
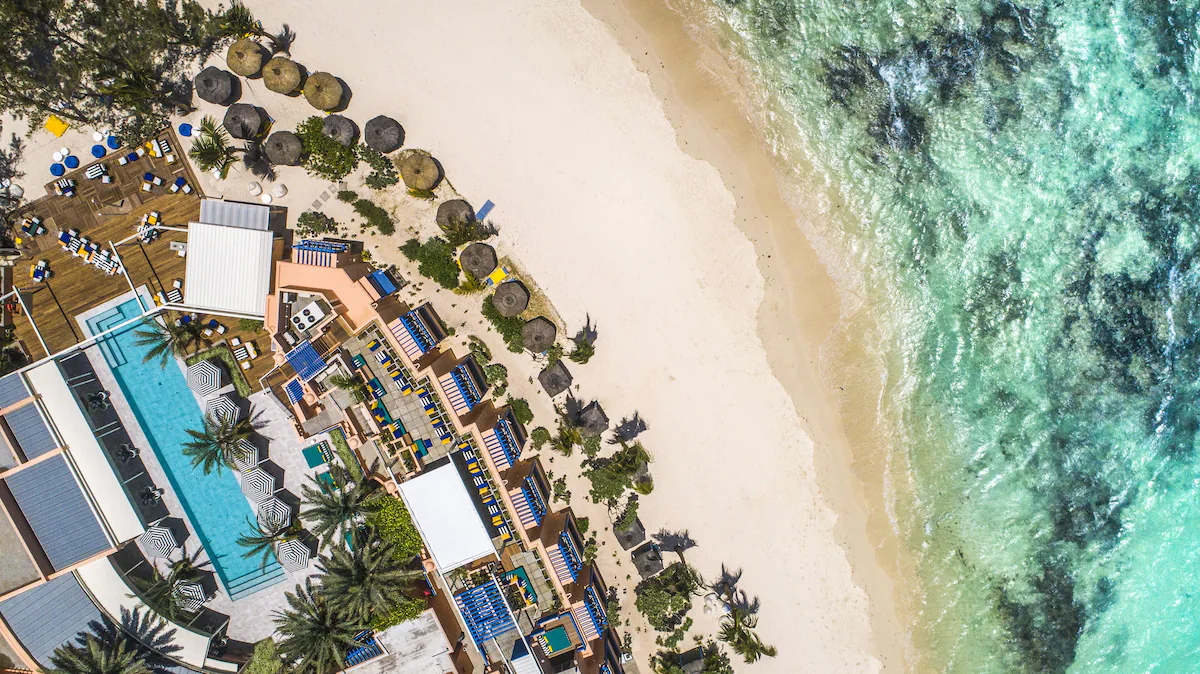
[166, 288, 182, 303]
[117, 155, 129, 166]
[366, 339, 380, 352]
[85, 164, 106, 180]
[182, 182, 192, 194]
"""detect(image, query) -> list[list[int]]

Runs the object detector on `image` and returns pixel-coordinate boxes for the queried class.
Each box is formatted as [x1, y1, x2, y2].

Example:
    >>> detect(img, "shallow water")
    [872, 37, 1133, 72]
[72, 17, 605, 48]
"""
[689, 0, 1200, 671]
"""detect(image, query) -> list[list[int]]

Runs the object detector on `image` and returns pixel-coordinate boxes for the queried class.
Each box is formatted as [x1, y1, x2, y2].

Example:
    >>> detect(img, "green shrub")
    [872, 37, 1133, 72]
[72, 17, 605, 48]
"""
[636, 563, 700, 632]
[582, 435, 602, 458]
[531, 427, 551, 450]
[238, 318, 263, 332]
[507, 397, 533, 425]
[357, 145, 399, 189]
[185, 346, 251, 397]
[353, 198, 395, 235]
[485, 363, 508, 386]
[328, 427, 362, 478]
[400, 237, 459, 289]
[296, 116, 358, 180]
[369, 497, 425, 560]
[468, 335, 492, 363]
[369, 597, 427, 630]
[244, 639, 283, 674]
[482, 297, 524, 353]
[296, 211, 339, 237]
[337, 189, 358, 203]
[583, 442, 650, 506]
[569, 337, 595, 364]
[616, 495, 639, 531]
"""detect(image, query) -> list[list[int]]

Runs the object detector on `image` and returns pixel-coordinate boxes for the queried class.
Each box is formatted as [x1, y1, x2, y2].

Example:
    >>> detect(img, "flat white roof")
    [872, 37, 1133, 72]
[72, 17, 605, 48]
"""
[184, 221, 273, 317]
[199, 198, 271, 230]
[397, 464, 495, 573]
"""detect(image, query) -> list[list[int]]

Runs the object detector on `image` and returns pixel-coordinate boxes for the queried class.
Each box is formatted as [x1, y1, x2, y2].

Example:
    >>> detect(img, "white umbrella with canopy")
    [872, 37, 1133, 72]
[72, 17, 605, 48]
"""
[206, 394, 240, 423]
[232, 438, 259, 471]
[240, 467, 275, 502]
[257, 496, 292, 529]
[186, 359, 223, 397]
[276, 538, 311, 572]
[173, 580, 207, 613]
[138, 525, 177, 559]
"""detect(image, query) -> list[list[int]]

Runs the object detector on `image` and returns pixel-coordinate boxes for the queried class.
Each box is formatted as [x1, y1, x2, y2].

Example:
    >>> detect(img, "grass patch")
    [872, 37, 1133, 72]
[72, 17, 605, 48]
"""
[185, 345, 251, 397]
[357, 145, 399, 190]
[481, 295, 524, 352]
[400, 237, 459, 289]
[296, 211, 339, 237]
[337, 189, 358, 203]
[244, 639, 283, 674]
[329, 427, 361, 478]
[369, 497, 425, 560]
[353, 198, 395, 235]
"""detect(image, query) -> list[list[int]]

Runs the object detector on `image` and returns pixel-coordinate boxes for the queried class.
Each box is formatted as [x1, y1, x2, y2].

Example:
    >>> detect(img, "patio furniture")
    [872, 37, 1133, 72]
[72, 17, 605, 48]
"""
[273, 184, 287, 198]
[52, 151, 63, 163]
[179, 123, 193, 137]
[302, 442, 332, 468]
[260, 193, 272, 204]
[93, 132, 104, 142]
[206, 394, 240, 423]
[59, 147, 70, 158]
[257, 496, 292, 529]
[276, 539, 311, 571]
[64, 155, 79, 169]
[186, 359, 223, 397]
[247, 181, 262, 196]
[240, 467, 275, 502]
[85, 164, 106, 179]
[232, 438, 259, 471]
[107, 136, 120, 150]
[173, 580, 207, 614]
[91, 145, 105, 158]
[50, 163, 65, 177]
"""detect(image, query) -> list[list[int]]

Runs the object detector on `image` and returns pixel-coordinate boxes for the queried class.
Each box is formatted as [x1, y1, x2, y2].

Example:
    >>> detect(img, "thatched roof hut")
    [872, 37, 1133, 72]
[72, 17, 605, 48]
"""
[194, 66, 235, 105]
[264, 130, 303, 166]
[436, 199, 475, 229]
[522, 317, 556, 353]
[223, 103, 263, 140]
[631, 542, 664, 579]
[538, 360, 572, 397]
[303, 72, 343, 111]
[399, 153, 441, 191]
[321, 114, 358, 147]
[226, 38, 265, 77]
[459, 243, 497, 280]
[364, 115, 404, 153]
[263, 56, 301, 95]
[492, 281, 529, 317]
[579, 400, 608, 437]
[614, 515, 646, 551]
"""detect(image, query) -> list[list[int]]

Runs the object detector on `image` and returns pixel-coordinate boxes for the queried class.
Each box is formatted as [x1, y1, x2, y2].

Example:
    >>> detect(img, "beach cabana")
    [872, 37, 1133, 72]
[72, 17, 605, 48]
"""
[194, 66, 236, 106]
[303, 72, 343, 111]
[226, 38, 265, 77]
[232, 438, 259, 471]
[436, 199, 475, 229]
[615, 515, 646, 550]
[537, 360, 572, 397]
[138, 525, 177, 559]
[321, 114, 358, 147]
[522, 317, 556, 353]
[257, 496, 292, 529]
[240, 467, 275, 502]
[172, 580, 207, 614]
[399, 153, 441, 191]
[206, 394, 240, 423]
[265, 131, 303, 166]
[492, 281, 529, 318]
[263, 56, 302, 95]
[631, 542, 664, 580]
[579, 401, 609, 437]
[364, 115, 404, 153]
[186, 359, 224, 397]
[459, 243, 497, 280]
[276, 538, 311, 572]
[222, 103, 263, 141]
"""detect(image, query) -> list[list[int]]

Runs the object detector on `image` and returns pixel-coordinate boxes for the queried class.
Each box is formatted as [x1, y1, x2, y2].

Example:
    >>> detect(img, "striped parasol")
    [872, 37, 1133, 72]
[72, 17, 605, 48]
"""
[257, 496, 292, 529]
[173, 580, 207, 614]
[206, 394, 240, 423]
[138, 525, 178, 558]
[186, 360, 223, 397]
[232, 438, 259, 471]
[240, 467, 275, 502]
[276, 538, 311, 572]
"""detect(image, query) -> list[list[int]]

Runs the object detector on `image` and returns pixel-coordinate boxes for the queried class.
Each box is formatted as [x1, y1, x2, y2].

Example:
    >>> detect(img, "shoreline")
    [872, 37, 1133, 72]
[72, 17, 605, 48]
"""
[576, 0, 913, 669]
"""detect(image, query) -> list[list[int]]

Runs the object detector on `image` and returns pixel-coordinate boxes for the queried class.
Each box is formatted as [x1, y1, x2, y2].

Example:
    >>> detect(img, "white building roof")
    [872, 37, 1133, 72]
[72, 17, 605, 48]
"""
[184, 220, 273, 317]
[397, 464, 495, 573]
[199, 199, 271, 230]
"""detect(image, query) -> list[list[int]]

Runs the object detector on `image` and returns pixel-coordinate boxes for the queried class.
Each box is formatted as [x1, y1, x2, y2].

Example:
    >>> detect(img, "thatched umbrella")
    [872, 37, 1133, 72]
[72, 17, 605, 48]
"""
[364, 115, 404, 153]
[223, 103, 263, 140]
[538, 360, 572, 397]
[226, 38, 265, 77]
[399, 153, 441, 191]
[263, 56, 301, 95]
[437, 199, 475, 229]
[522, 317, 556, 353]
[631, 542, 664, 579]
[321, 114, 358, 147]
[492, 281, 529, 317]
[265, 130, 303, 166]
[615, 515, 646, 551]
[579, 401, 609, 437]
[194, 66, 235, 105]
[459, 243, 496, 280]
[303, 72, 343, 111]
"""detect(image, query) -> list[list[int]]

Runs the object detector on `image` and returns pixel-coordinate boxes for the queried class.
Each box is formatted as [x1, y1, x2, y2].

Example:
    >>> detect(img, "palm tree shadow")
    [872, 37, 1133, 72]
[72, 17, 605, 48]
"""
[573, 314, 598, 344]
[560, 394, 585, 423]
[610, 411, 648, 443]
[653, 529, 697, 557]
[712, 563, 761, 614]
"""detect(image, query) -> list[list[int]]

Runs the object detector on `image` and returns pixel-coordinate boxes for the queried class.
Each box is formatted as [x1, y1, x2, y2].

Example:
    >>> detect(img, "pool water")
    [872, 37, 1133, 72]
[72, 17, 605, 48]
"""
[88, 298, 285, 599]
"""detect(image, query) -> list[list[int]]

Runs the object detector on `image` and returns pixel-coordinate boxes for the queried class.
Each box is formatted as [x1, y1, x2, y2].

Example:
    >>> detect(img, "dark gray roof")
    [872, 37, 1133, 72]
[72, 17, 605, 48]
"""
[537, 361, 572, 397]
[0, 372, 29, 409]
[4, 404, 57, 459]
[579, 401, 608, 438]
[0, 573, 103, 668]
[4, 456, 110, 570]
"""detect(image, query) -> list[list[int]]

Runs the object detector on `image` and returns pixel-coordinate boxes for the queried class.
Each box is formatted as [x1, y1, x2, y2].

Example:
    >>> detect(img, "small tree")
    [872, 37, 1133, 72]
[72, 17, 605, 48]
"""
[181, 410, 261, 475]
[327, 373, 370, 404]
[318, 539, 424, 625]
[296, 116, 358, 180]
[134, 316, 208, 367]
[237, 517, 296, 570]
[296, 211, 339, 236]
[717, 608, 777, 663]
[273, 578, 362, 674]
[301, 465, 384, 548]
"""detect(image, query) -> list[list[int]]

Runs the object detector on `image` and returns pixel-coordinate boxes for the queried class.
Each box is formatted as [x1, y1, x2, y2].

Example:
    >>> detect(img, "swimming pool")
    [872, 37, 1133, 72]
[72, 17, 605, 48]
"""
[87, 298, 285, 599]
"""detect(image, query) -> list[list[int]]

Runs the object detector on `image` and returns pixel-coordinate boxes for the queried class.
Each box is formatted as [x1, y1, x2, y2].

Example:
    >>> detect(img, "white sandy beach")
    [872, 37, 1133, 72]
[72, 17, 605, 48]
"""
[8, 0, 904, 670]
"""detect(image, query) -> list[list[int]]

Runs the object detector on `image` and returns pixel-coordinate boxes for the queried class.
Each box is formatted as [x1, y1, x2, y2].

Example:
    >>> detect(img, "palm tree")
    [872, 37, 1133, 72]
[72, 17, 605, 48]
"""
[133, 317, 207, 367]
[49, 630, 152, 674]
[189, 117, 242, 178]
[552, 419, 582, 456]
[317, 539, 423, 625]
[217, 1, 294, 54]
[454, 272, 486, 295]
[717, 607, 777, 663]
[134, 550, 206, 622]
[238, 517, 294, 570]
[274, 577, 362, 674]
[301, 466, 383, 548]
[182, 410, 260, 475]
[327, 373, 370, 404]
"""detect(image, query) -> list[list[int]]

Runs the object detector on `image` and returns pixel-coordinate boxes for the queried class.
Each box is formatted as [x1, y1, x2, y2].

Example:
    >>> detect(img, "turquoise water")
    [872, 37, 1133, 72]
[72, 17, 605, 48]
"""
[89, 299, 285, 599]
[689, 0, 1200, 671]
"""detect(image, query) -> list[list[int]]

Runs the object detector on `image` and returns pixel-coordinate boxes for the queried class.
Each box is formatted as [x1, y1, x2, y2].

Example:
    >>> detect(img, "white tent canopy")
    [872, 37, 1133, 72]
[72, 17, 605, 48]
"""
[397, 464, 495, 573]
[184, 201, 273, 317]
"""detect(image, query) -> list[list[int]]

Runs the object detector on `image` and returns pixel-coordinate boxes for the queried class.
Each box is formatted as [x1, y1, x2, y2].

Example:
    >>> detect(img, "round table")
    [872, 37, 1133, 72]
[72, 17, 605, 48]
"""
[64, 155, 79, 169]
[247, 182, 263, 196]
[260, 193, 273, 204]
[59, 147, 70, 157]
[273, 184, 288, 198]
[50, 164, 65, 176]
[92, 132, 104, 142]
[91, 145, 106, 158]
[179, 123, 193, 137]
[52, 151, 63, 163]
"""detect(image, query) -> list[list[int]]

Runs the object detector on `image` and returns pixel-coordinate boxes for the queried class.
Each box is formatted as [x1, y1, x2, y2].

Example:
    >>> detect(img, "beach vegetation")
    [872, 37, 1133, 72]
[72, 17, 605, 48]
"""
[551, 418, 582, 456]
[239, 318, 264, 332]
[0, 121, 24, 228]
[367, 497, 425, 560]
[337, 189, 358, 203]
[439, 215, 488, 249]
[582, 434, 602, 459]
[530, 426, 551, 450]
[318, 538, 424, 625]
[508, 397, 534, 425]
[328, 427, 361, 478]
[400, 237, 460, 289]
[717, 607, 777, 663]
[583, 442, 650, 506]
[181, 409, 261, 476]
[651, 638, 734, 674]
[615, 495, 639, 531]
[0, 328, 28, 378]
[132, 549, 208, 622]
[301, 465, 384, 548]
[407, 187, 436, 200]
[568, 337, 595, 364]
[188, 117, 241, 178]
[544, 343, 564, 367]
[454, 272, 486, 295]
[237, 517, 296, 570]
[357, 145, 399, 190]
[656, 617, 692, 650]
[468, 335, 492, 363]
[297, 116, 359, 181]
[135, 315, 209, 367]
[49, 625, 154, 674]
[274, 577, 361, 674]
[369, 596, 427, 631]
[296, 211, 340, 237]
[243, 639, 283, 674]
[552, 475, 570, 503]
[485, 363, 508, 396]
[184, 346, 252, 397]
[481, 296, 525, 352]
[215, 0, 294, 55]
[328, 373, 370, 404]
[635, 562, 701, 632]
[353, 198, 395, 235]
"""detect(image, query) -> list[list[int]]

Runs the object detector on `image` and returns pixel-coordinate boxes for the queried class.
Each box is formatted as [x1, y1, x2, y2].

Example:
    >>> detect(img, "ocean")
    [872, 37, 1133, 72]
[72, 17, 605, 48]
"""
[683, 0, 1200, 671]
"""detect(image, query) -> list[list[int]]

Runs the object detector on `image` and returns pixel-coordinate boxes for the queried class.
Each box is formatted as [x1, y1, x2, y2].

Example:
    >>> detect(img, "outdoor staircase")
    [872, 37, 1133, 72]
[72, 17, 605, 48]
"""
[224, 564, 287, 601]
